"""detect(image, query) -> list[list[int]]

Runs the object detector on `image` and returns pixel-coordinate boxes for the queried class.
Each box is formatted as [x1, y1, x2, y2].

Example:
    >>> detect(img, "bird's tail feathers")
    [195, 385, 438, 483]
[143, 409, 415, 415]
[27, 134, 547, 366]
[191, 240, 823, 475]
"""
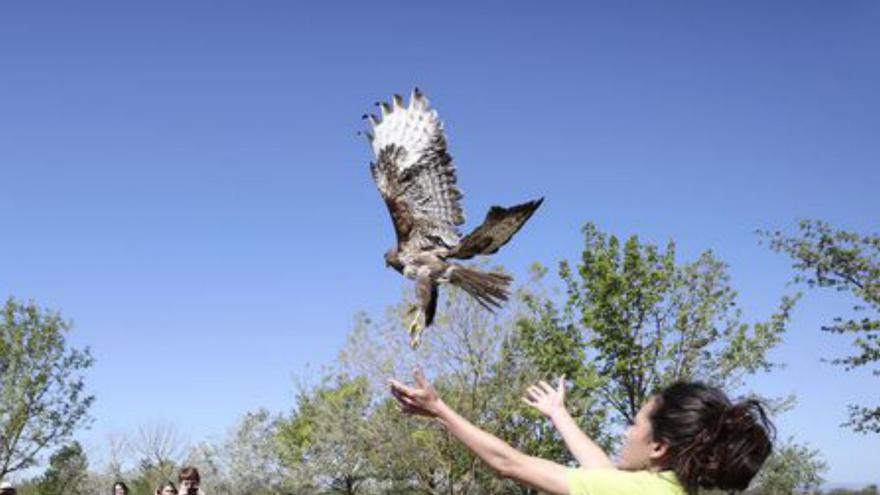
[448, 265, 512, 311]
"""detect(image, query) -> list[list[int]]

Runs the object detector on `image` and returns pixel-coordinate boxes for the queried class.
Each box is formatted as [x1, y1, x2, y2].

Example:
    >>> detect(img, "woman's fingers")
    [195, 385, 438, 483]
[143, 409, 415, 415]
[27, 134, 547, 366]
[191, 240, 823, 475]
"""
[398, 401, 420, 415]
[393, 386, 420, 403]
[526, 385, 544, 401]
[390, 384, 419, 406]
[413, 367, 430, 389]
[389, 378, 414, 395]
[390, 386, 408, 404]
[392, 389, 424, 415]
[538, 380, 556, 395]
[398, 395, 419, 409]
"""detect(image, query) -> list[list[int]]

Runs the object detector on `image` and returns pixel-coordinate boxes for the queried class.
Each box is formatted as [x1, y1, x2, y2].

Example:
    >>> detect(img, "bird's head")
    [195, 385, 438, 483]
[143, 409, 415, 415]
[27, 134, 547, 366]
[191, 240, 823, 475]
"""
[384, 247, 404, 272]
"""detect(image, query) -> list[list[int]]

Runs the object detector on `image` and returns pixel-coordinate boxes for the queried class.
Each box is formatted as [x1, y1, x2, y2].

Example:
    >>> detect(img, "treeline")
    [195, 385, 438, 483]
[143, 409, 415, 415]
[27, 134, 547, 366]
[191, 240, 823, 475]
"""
[820, 487, 879, 495]
[2, 220, 877, 494]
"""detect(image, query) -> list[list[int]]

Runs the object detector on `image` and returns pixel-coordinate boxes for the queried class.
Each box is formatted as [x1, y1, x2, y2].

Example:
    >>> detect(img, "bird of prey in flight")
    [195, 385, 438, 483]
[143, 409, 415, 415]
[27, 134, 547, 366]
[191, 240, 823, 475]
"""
[363, 89, 543, 348]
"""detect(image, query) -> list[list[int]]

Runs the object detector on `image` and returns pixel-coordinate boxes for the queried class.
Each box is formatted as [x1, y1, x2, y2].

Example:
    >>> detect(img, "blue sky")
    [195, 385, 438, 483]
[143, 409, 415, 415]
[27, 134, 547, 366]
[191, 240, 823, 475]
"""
[1, 0, 878, 485]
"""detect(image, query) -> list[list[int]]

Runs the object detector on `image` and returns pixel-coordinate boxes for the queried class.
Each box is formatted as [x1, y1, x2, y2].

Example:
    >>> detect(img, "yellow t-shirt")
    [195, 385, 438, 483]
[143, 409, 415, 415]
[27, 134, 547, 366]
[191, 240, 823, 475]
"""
[567, 468, 685, 495]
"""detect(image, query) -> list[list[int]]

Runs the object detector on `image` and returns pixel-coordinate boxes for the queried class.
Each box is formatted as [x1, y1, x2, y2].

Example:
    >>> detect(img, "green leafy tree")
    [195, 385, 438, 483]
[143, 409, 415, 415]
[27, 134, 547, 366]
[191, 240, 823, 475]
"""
[0, 297, 95, 480]
[129, 458, 177, 495]
[825, 485, 879, 495]
[276, 374, 376, 494]
[761, 219, 880, 433]
[34, 442, 90, 495]
[496, 264, 610, 478]
[522, 223, 817, 487]
[221, 409, 284, 495]
[181, 441, 230, 495]
[750, 438, 826, 494]
[322, 279, 557, 494]
[269, 223, 824, 493]
[522, 224, 797, 426]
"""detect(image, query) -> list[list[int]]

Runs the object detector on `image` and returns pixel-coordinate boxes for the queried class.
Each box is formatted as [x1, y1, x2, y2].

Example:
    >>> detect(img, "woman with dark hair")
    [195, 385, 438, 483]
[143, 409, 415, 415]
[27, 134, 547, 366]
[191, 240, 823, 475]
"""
[155, 480, 178, 495]
[112, 481, 129, 495]
[389, 370, 774, 495]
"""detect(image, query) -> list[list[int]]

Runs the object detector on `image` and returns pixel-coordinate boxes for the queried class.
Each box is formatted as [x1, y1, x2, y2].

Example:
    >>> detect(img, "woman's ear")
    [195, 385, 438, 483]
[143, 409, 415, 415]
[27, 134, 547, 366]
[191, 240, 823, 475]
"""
[649, 438, 670, 462]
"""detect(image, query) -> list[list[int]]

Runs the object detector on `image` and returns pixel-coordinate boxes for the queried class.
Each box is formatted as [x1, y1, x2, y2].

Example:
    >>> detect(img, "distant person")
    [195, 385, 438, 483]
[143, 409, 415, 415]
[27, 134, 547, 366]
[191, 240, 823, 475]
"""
[178, 466, 203, 495]
[156, 480, 177, 495]
[390, 369, 775, 495]
[113, 481, 129, 495]
[0, 481, 15, 495]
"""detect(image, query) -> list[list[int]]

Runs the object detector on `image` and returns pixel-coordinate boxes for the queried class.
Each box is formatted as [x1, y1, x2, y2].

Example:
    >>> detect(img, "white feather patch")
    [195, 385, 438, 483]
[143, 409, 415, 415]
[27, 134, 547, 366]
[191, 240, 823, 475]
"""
[370, 90, 444, 171]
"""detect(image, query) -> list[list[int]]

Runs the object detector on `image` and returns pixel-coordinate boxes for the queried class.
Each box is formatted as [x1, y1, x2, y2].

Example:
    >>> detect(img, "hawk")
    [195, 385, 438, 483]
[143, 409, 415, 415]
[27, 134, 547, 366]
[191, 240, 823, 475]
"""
[363, 89, 543, 348]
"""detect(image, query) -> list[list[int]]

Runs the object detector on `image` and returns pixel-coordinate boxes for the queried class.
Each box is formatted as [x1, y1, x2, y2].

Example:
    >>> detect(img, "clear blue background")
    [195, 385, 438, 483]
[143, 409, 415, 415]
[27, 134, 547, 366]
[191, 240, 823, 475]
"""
[1, 0, 878, 485]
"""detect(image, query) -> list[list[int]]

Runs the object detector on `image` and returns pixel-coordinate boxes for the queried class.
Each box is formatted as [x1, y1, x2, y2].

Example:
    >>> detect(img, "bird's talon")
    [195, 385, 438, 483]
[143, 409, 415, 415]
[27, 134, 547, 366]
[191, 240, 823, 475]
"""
[408, 317, 422, 349]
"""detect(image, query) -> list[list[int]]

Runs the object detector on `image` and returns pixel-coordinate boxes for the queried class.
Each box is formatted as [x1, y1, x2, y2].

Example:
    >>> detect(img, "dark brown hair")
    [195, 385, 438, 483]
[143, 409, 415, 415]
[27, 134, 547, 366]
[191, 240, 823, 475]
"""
[178, 466, 201, 483]
[112, 481, 130, 494]
[649, 382, 775, 494]
[156, 480, 177, 494]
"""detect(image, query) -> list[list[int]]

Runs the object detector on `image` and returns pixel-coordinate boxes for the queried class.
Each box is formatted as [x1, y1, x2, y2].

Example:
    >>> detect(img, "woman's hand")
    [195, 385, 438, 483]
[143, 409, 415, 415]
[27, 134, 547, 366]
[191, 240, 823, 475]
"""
[522, 376, 566, 419]
[389, 368, 443, 418]
[392, 369, 573, 494]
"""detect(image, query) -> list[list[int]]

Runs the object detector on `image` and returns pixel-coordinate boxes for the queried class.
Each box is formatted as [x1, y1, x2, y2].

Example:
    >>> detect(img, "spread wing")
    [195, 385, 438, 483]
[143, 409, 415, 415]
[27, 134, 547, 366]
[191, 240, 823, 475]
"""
[448, 198, 544, 260]
[365, 89, 465, 251]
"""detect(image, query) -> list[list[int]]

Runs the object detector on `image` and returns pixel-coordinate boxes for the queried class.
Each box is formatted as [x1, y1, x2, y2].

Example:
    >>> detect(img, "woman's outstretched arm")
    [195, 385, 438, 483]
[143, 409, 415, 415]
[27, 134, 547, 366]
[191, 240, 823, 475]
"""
[389, 369, 571, 495]
[523, 377, 615, 469]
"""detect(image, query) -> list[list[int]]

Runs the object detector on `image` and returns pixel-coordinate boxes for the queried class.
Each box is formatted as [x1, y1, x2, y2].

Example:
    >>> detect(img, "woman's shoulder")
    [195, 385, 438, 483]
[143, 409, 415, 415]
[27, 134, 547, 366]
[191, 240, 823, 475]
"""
[567, 468, 685, 495]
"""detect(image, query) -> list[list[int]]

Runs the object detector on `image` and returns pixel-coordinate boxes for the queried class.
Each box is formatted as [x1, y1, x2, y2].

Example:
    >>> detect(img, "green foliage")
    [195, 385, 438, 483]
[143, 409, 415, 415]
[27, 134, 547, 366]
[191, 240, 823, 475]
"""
[507, 270, 611, 462]
[128, 459, 178, 495]
[276, 375, 377, 494]
[761, 219, 880, 433]
[275, 278, 557, 494]
[264, 224, 824, 493]
[33, 442, 90, 495]
[0, 297, 95, 479]
[548, 223, 796, 424]
[9, 222, 837, 494]
[823, 485, 879, 495]
[751, 438, 827, 494]
[515, 224, 823, 493]
[224, 409, 285, 495]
